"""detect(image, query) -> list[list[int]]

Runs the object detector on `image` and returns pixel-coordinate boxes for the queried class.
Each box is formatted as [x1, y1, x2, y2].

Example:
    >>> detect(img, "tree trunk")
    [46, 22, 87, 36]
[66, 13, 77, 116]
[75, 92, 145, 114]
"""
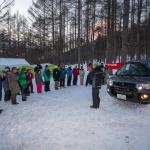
[77, 0, 81, 68]
[121, 0, 130, 62]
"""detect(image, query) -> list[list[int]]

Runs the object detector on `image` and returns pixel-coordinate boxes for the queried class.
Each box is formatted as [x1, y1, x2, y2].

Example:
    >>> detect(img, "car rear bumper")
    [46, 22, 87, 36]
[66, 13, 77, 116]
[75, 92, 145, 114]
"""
[108, 86, 150, 103]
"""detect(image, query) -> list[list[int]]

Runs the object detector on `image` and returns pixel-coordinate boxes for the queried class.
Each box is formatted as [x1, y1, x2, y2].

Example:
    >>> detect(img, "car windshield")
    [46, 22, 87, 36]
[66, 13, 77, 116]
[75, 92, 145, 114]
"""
[116, 62, 150, 76]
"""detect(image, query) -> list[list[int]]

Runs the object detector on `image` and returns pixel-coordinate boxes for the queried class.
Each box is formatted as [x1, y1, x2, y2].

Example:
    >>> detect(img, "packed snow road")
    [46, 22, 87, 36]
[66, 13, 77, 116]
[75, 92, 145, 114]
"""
[0, 85, 150, 150]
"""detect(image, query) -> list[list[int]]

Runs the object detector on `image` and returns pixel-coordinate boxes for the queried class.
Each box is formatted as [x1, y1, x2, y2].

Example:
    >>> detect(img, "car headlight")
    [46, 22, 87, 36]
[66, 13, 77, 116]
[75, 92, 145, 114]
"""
[107, 79, 113, 86]
[136, 84, 150, 90]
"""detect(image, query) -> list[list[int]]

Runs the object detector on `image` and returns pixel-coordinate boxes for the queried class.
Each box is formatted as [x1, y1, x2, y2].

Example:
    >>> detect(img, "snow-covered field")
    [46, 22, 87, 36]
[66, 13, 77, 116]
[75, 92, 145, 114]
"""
[0, 82, 150, 150]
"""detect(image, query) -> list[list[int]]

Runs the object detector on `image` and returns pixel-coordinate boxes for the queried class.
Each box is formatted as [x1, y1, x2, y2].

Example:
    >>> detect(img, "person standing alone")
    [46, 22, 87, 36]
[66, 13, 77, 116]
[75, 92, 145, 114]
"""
[90, 64, 103, 109]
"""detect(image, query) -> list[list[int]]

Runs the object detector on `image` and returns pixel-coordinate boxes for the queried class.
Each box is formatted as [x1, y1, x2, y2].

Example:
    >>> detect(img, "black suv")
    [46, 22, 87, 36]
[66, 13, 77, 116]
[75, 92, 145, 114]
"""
[107, 60, 150, 103]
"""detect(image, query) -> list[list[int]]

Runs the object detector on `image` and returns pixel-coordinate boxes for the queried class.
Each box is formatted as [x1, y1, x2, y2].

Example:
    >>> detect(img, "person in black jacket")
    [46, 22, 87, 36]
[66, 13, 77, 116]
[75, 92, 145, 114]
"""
[86, 71, 93, 86]
[2, 71, 11, 101]
[0, 72, 3, 113]
[0, 72, 3, 101]
[53, 67, 60, 90]
[90, 65, 104, 109]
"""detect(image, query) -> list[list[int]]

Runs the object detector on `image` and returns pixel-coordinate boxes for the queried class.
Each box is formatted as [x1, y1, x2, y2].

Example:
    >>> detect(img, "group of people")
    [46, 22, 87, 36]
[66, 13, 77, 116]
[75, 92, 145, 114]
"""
[52, 65, 85, 90]
[0, 62, 105, 113]
[0, 66, 34, 107]
[0, 64, 86, 113]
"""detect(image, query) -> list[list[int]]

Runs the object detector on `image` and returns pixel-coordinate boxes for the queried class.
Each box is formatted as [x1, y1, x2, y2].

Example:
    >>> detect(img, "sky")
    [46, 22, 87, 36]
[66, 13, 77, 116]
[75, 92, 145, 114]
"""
[12, 0, 33, 16]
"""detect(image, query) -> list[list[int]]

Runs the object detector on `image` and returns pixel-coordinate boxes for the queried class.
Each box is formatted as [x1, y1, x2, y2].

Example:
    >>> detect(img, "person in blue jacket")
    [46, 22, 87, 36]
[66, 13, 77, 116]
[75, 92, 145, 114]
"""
[66, 67, 72, 86]
[60, 67, 66, 88]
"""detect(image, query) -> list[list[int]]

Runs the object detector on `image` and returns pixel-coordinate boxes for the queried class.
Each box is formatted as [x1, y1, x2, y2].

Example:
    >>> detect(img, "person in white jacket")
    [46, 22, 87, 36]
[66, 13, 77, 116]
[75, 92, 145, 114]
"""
[80, 66, 85, 85]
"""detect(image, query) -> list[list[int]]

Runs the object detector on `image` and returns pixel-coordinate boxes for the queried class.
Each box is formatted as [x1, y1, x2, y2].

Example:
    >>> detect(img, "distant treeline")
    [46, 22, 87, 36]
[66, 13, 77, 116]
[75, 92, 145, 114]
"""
[0, 0, 150, 64]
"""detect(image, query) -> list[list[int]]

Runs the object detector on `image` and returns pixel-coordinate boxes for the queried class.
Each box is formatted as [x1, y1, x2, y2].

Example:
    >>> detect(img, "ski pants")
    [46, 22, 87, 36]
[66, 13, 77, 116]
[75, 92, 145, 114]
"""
[21, 85, 27, 101]
[60, 79, 65, 87]
[80, 76, 84, 85]
[92, 87, 100, 108]
[44, 81, 50, 92]
[54, 81, 60, 90]
[67, 76, 72, 86]
[37, 83, 42, 93]
[4, 90, 11, 101]
[73, 76, 78, 85]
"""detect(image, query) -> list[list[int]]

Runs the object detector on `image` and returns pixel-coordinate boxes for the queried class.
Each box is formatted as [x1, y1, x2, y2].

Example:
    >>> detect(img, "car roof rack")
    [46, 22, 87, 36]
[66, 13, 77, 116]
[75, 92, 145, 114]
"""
[126, 59, 150, 63]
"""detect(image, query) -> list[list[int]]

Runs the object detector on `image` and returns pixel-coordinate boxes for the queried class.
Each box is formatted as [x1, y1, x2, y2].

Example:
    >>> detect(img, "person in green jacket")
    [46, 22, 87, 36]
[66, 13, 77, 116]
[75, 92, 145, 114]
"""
[19, 68, 28, 101]
[43, 65, 51, 92]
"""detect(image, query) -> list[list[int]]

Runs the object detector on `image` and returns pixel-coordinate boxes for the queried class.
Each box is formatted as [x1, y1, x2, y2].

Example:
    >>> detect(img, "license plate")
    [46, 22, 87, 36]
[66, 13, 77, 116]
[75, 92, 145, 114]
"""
[117, 94, 126, 100]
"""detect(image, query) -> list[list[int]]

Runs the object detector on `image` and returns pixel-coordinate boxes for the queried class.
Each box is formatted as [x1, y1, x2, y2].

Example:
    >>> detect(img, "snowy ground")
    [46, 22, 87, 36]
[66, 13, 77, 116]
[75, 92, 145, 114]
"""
[0, 82, 150, 150]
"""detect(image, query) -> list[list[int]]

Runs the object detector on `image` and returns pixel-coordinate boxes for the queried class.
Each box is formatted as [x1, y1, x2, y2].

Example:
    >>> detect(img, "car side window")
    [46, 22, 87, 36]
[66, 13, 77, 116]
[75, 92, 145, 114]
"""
[129, 64, 140, 75]
[129, 63, 149, 75]
[117, 64, 130, 75]
[117, 62, 150, 76]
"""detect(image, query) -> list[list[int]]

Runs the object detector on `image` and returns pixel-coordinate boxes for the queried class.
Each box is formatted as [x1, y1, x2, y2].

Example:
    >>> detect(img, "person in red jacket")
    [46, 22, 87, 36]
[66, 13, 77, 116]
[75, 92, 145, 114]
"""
[73, 66, 79, 85]
[27, 69, 34, 94]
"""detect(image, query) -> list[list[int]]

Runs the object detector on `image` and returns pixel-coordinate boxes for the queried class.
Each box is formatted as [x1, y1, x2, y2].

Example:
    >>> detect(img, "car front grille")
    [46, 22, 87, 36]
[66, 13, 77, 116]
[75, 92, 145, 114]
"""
[112, 82, 135, 96]
[113, 86, 134, 94]
[113, 82, 136, 88]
